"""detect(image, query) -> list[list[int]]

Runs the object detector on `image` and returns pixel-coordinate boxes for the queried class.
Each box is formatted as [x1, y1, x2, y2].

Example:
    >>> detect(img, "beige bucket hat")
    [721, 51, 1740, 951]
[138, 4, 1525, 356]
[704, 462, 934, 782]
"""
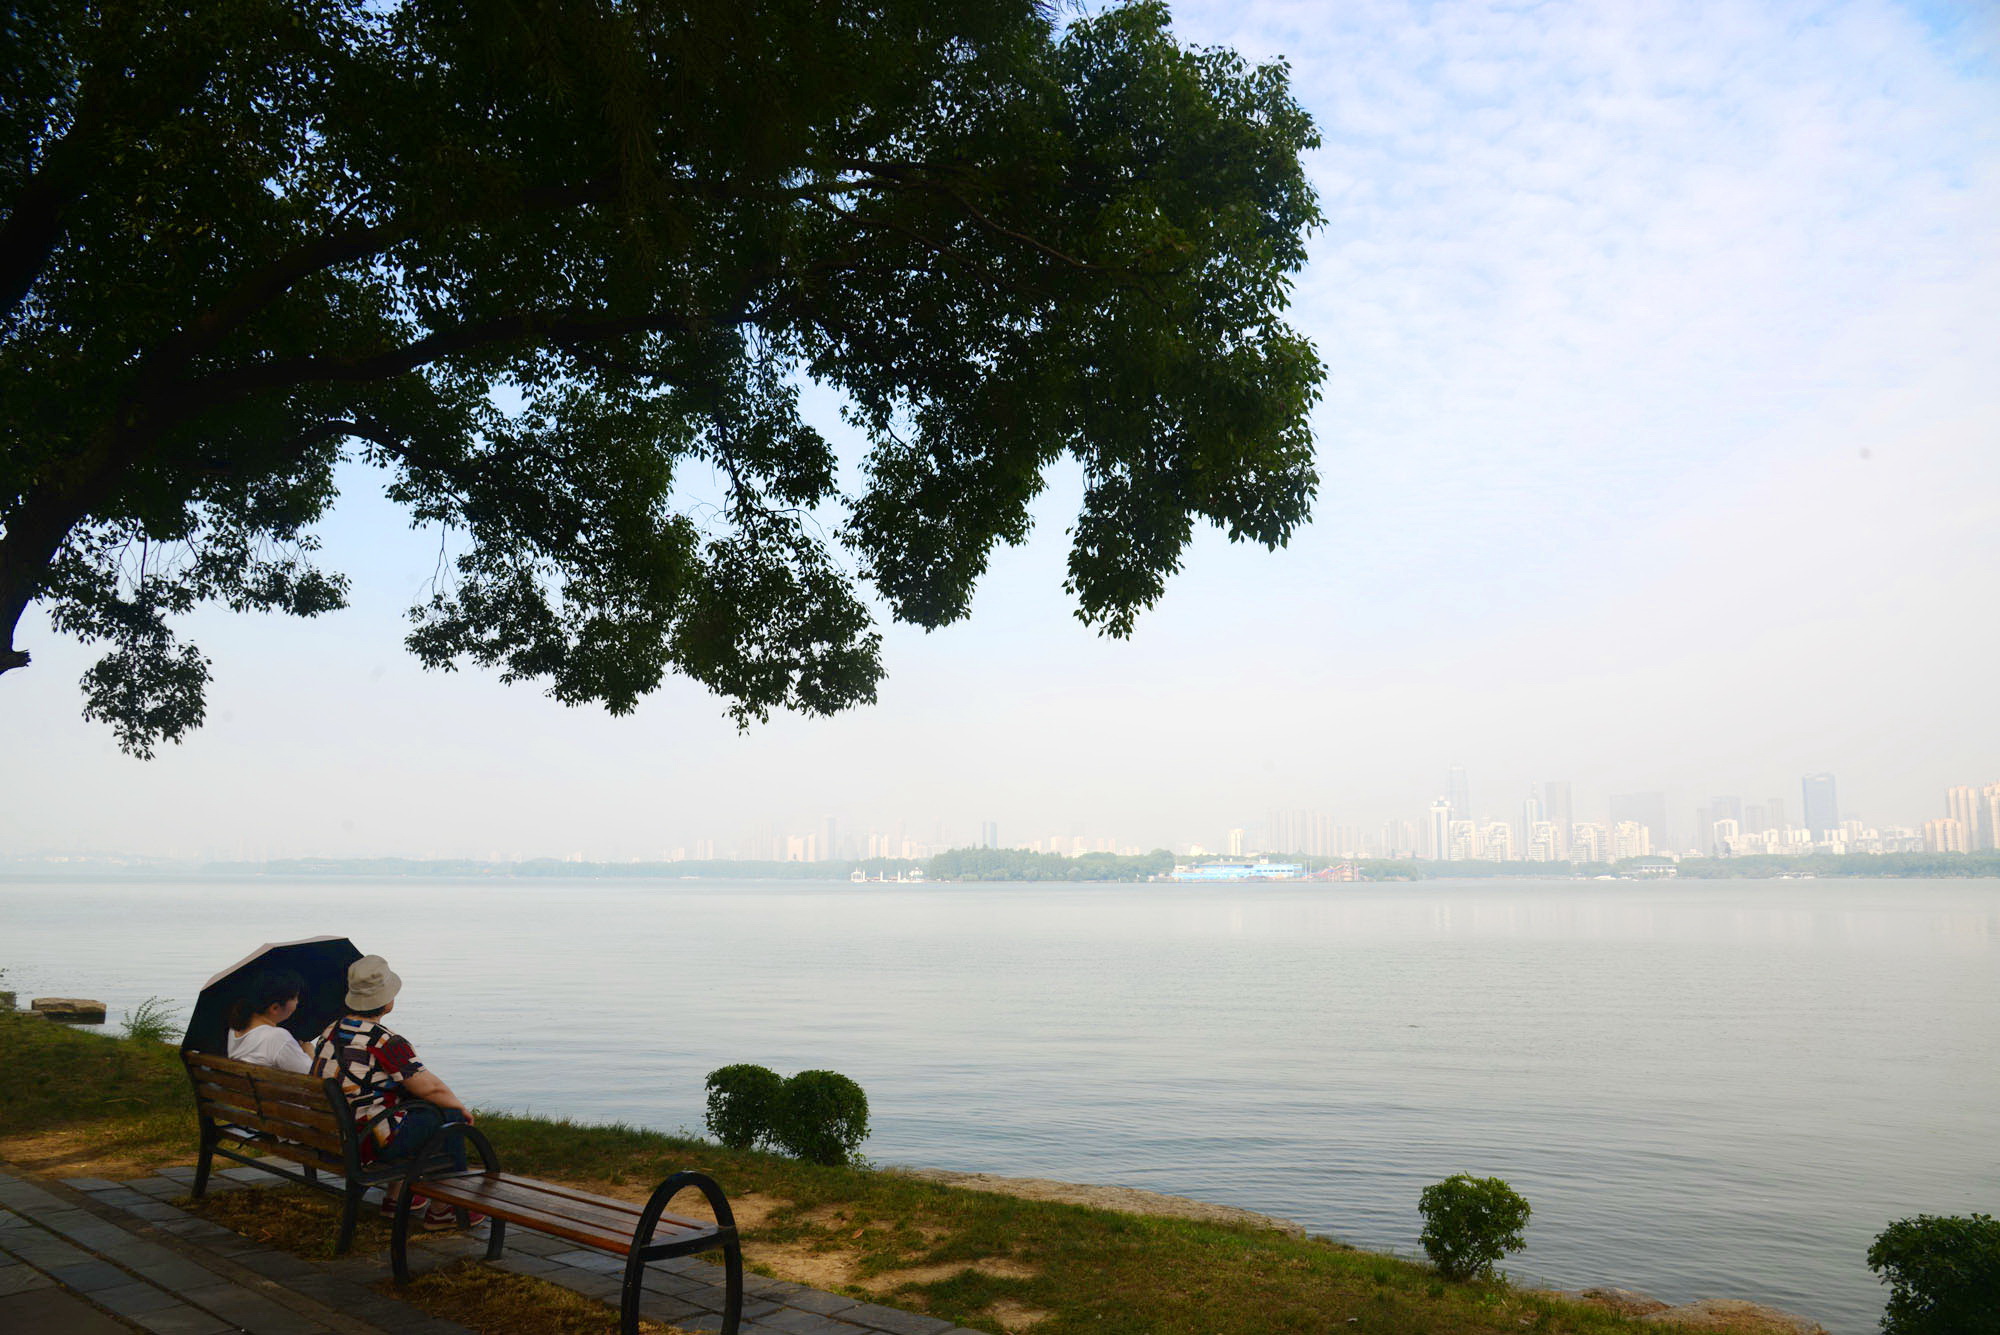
[345, 955, 403, 1010]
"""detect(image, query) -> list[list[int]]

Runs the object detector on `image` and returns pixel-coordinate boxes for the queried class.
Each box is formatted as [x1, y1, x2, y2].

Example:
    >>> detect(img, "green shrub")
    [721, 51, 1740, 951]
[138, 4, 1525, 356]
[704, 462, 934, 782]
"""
[703, 1064, 783, 1150]
[121, 997, 179, 1043]
[1867, 1213, 2000, 1335]
[1417, 1174, 1531, 1280]
[773, 1069, 870, 1166]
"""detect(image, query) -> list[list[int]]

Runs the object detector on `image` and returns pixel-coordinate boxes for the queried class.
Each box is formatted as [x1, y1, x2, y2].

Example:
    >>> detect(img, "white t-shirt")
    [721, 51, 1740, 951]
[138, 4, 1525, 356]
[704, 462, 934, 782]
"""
[228, 1023, 312, 1074]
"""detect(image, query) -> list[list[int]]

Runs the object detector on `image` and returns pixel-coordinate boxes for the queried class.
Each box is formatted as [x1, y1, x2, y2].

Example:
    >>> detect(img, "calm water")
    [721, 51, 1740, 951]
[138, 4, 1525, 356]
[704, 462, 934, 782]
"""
[3, 874, 1995, 1331]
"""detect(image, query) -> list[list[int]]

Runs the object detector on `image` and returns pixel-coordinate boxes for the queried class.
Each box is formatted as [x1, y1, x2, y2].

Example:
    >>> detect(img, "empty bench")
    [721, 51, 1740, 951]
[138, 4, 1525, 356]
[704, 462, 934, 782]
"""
[390, 1121, 742, 1335]
[182, 1050, 458, 1253]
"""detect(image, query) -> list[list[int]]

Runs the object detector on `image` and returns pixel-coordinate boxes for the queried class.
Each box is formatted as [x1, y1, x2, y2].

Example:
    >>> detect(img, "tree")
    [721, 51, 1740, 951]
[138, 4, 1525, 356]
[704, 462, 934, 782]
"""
[2, 0, 1323, 756]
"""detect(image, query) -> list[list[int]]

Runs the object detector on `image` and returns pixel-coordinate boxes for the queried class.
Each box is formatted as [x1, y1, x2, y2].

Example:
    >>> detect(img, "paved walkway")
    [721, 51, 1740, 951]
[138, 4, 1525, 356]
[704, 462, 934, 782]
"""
[0, 1163, 980, 1335]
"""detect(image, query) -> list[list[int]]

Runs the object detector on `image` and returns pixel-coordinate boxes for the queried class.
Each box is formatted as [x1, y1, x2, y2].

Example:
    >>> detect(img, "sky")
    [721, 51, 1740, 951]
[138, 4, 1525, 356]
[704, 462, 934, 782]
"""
[5, 0, 1998, 860]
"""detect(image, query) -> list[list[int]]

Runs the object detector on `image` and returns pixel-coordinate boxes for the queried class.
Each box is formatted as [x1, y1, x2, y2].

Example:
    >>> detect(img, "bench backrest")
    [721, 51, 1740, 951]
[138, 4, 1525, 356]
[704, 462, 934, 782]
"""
[182, 1050, 353, 1164]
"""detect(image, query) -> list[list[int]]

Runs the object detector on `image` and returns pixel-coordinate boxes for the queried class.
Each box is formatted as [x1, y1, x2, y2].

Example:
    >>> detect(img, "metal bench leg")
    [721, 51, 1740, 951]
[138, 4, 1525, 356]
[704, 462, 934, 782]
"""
[191, 1126, 216, 1199]
[335, 1180, 365, 1255]
[720, 1234, 743, 1335]
[622, 1171, 741, 1335]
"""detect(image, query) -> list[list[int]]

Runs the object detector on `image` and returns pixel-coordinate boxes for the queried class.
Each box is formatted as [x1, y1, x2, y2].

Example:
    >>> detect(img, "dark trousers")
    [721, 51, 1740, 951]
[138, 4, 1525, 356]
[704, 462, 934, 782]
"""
[380, 1104, 470, 1174]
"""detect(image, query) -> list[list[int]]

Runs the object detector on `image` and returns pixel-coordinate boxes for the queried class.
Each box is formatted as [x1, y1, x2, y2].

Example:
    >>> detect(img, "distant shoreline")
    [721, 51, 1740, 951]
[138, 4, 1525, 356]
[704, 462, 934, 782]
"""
[5, 852, 1998, 881]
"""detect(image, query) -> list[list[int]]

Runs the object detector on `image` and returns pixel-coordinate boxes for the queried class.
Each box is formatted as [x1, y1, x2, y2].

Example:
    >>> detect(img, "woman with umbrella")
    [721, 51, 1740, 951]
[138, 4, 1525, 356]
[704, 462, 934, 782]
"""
[225, 970, 312, 1073]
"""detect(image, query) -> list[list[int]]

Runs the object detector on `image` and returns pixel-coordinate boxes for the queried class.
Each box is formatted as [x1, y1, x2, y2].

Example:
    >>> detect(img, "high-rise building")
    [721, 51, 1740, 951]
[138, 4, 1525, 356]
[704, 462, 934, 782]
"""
[1802, 774, 1839, 836]
[1767, 798, 1788, 829]
[1983, 784, 2000, 851]
[978, 820, 998, 849]
[1543, 781, 1573, 858]
[1609, 821, 1652, 860]
[1448, 766, 1471, 822]
[1946, 787, 1979, 849]
[1610, 793, 1668, 847]
[1480, 821, 1514, 861]
[1226, 827, 1245, 856]
[1428, 799, 1451, 860]
[1924, 817, 1968, 853]
[1743, 804, 1767, 836]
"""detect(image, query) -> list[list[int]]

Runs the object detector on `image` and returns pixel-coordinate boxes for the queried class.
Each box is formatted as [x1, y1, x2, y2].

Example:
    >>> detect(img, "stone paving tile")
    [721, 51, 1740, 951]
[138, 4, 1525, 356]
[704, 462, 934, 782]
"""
[127, 1199, 194, 1222]
[131, 1177, 186, 1199]
[61, 1177, 124, 1193]
[639, 1293, 711, 1324]
[784, 1287, 864, 1316]
[493, 1252, 567, 1277]
[158, 1166, 201, 1182]
[756, 1306, 873, 1335]
[126, 1253, 230, 1290]
[177, 1281, 338, 1335]
[47, 1256, 136, 1291]
[0, 1284, 136, 1333]
[838, 1302, 959, 1335]
[145, 1309, 240, 1335]
[0, 1260, 56, 1296]
[133, 1302, 237, 1335]
[548, 1246, 626, 1273]
[94, 1277, 188, 1316]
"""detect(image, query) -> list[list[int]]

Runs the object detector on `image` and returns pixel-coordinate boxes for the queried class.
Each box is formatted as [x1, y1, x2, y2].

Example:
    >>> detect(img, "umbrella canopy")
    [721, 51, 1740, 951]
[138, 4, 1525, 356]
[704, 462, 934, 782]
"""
[182, 935, 362, 1055]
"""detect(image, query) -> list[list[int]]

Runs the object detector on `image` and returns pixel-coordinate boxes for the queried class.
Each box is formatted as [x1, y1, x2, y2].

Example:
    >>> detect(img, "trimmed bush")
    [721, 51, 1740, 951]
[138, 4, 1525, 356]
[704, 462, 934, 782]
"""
[1418, 1174, 1531, 1280]
[1867, 1213, 2000, 1335]
[703, 1064, 783, 1150]
[773, 1069, 870, 1166]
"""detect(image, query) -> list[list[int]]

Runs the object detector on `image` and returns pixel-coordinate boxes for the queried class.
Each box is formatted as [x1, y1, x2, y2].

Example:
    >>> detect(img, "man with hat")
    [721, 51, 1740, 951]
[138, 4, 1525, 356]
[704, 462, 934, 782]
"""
[310, 954, 481, 1229]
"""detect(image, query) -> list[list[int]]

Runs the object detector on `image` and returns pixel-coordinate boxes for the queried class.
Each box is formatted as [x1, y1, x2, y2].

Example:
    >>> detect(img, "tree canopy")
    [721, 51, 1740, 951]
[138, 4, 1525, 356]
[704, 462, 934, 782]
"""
[1, 0, 1323, 756]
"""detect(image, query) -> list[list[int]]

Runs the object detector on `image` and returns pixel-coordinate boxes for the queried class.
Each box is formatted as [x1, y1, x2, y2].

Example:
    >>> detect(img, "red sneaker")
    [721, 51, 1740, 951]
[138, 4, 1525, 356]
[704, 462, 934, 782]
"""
[422, 1200, 487, 1231]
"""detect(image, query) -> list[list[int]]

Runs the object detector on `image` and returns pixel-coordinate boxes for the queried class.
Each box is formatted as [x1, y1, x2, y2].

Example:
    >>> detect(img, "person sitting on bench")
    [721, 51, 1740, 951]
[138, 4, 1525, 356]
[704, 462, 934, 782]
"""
[310, 954, 483, 1230]
[227, 969, 312, 1073]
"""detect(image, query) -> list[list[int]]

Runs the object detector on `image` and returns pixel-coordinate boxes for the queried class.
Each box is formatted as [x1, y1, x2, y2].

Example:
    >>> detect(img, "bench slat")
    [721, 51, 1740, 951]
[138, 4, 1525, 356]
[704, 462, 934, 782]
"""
[186, 1054, 327, 1096]
[191, 1090, 345, 1152]
[218, 1131, 344, 1170]
[413, 1173, 722, 1255]
[456, 1171, 714, 1233]
[191, 1078, 342, 1126]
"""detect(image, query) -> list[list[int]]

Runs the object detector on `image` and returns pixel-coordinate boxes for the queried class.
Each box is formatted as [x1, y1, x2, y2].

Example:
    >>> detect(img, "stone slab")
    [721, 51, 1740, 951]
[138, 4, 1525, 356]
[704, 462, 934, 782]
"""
[0, 1283, 135, 1333]
[135, 1304, 237, 1335]
[94, 1278, 188, 1316]
[32, 997, 108, 1023]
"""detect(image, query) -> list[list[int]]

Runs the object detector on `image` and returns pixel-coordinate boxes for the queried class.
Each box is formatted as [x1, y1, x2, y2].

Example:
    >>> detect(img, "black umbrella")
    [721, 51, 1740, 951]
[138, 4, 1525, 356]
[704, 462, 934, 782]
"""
[182, 936, 362, 1055]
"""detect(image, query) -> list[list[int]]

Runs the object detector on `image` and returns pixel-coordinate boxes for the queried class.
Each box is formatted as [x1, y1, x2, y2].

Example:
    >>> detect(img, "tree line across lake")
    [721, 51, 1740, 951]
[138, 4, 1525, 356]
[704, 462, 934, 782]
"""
[169, 849, 2000, 883]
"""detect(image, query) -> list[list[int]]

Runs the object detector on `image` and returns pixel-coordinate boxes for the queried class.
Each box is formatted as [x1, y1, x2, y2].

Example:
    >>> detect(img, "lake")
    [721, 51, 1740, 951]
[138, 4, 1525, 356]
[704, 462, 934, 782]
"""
[3, 874, 1995, 1332]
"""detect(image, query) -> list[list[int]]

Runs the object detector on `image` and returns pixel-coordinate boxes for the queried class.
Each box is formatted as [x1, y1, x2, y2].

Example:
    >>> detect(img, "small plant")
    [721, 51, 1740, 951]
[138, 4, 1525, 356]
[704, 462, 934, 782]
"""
[1867, 1212, 2000, 1335]
[121, 997, 180, 1043]
[773, 1069, 870, 1166]
[703, 1063, 871, 1165]
[1418, 1174, 1531, 1280]
[703, 1064, 784, 1150]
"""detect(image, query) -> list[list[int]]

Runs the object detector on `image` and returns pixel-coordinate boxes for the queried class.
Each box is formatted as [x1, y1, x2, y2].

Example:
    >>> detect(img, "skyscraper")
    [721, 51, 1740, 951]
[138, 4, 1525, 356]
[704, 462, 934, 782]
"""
[1428, 799, 1451, 860]
[1946, 787, 1979, 850]
[978, 820, 998, 849]
[1448, 766, 1471, 823]
[1543, 781, 1573, 858]
[1983, 784, 2000, 851]
[1801, 774, 1839, 836]
[1611, 793, 1668, 847]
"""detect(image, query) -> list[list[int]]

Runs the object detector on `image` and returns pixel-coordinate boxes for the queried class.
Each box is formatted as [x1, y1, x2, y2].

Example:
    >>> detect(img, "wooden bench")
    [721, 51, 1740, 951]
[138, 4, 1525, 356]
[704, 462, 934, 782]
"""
[182, 1050, 460, 1253]
[389, 1121, 742, 1335]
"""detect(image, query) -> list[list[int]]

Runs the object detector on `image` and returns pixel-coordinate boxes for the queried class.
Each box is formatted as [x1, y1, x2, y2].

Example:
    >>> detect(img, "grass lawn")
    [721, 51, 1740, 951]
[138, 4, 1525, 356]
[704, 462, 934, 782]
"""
[0, 1010, 1748, 1335]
